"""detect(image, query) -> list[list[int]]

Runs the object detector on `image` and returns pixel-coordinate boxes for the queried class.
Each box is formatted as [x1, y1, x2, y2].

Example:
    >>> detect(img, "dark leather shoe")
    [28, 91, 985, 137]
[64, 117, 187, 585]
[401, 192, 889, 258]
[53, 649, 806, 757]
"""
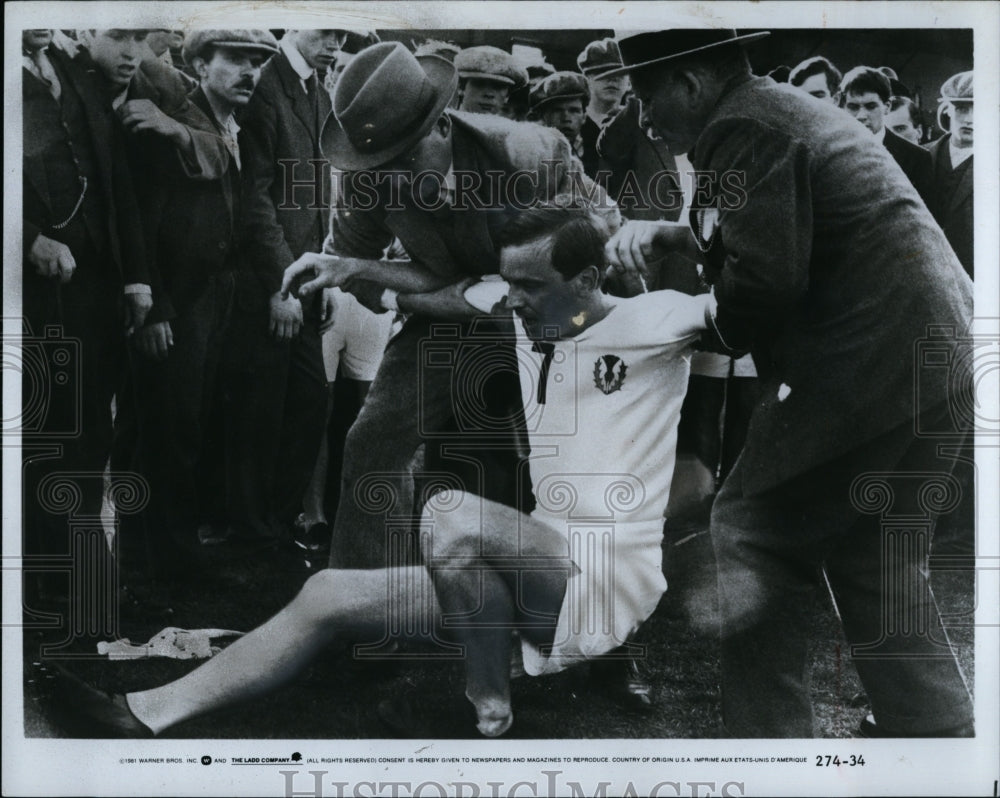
[49, 665, 154, 738]
[590, 649, 655, 712]
[858, 713, 974, 738]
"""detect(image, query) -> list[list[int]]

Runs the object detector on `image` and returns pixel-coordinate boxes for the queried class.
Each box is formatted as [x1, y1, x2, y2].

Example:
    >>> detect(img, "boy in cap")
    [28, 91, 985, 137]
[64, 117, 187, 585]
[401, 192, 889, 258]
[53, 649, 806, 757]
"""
[530, 71, 595, 176]
[454, 44, 527, 116]
[603, 27, 974, 738]
[577, 37, 629, 128]
[926, 70, 973, 278]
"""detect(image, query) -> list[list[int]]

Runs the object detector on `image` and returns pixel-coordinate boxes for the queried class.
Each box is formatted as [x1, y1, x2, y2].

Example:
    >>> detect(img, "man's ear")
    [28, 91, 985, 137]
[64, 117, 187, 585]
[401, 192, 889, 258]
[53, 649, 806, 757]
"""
[191, 56, 208, 81]
[574, 264, 602, 294]
[676, 67, 704, 106]
[435, 113, 452, 138]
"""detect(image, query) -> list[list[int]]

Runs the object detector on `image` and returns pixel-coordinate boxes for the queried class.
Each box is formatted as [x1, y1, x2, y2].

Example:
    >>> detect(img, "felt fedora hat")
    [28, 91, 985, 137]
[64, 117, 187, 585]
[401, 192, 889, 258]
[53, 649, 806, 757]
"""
[322, 41, 458, 171]
[602, 28, 769, 78]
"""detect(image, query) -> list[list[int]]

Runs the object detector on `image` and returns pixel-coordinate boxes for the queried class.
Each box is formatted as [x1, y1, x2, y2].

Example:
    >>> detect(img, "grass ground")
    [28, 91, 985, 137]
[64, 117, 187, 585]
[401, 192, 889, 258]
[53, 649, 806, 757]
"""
[22, 516, 975, 740]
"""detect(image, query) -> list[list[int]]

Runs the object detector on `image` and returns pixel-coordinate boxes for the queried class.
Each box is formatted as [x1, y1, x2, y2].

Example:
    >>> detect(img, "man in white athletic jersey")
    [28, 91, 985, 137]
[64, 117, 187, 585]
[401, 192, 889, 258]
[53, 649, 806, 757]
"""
[51, 202, 716, 738]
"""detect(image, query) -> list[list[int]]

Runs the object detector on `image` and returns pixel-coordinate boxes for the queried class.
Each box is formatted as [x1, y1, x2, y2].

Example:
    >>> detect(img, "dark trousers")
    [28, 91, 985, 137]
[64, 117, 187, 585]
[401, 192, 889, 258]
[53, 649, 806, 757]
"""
[711, 404, 974, 737]
[22, 265, 122, 602]
[219, 300, 328, 540]
[117, 274, 235, 579]
[330, 316, 524, 568]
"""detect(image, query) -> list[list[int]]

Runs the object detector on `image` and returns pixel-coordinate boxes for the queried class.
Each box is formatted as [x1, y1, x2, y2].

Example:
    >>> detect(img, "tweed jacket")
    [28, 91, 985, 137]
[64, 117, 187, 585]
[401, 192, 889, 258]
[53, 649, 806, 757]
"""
[690, 76, 972, 495]
[325, 110, 614, 278]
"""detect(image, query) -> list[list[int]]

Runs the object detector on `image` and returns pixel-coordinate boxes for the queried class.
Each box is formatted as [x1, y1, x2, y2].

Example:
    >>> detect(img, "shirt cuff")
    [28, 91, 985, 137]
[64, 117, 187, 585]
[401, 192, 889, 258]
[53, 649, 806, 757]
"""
[123, 283, 152, 295]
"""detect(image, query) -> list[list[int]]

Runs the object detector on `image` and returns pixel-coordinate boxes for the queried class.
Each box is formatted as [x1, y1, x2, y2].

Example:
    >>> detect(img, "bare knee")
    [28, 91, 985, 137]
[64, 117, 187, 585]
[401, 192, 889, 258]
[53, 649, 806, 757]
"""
[289, 569, 345, 628]
[421, 490, 483, 560]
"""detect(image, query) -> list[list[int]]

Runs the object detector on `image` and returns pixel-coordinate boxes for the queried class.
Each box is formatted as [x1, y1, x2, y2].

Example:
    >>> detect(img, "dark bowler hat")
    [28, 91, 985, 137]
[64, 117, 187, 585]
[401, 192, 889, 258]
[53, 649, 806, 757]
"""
[603, 28, 769, 77]
[577, 38, 624, 77]
[181, 29, 278, 65]
[322, 42, 458, 171]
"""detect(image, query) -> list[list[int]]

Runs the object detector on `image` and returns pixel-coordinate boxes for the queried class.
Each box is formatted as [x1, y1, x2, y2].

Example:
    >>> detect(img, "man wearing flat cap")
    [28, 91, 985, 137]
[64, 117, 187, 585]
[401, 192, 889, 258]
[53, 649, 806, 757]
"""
[118, 30, 279, 591]
[577, 38, 629, 142]
[214, 30, 347, 548]
[604, 28, 974, 739]
[281, 42, 616, 575]
[530, 71, 596, 177]
[454, 45, 527, 116]
[926, 70, 973, 279]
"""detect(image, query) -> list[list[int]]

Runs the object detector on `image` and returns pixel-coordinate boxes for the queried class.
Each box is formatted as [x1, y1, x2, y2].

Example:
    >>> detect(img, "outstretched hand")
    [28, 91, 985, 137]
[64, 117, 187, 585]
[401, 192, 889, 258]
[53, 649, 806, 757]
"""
[281, 252, 359, 299]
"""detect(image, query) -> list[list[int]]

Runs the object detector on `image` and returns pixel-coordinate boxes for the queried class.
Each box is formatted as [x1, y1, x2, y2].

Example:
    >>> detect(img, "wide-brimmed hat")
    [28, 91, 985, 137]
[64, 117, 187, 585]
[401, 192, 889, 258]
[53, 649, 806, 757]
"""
[602, 28, 769, 78]
[454, 45, 527, 88]
[181, 29, 278, 65]
[577, 38, 624, 77]
[322, 41, 458, 171]
[530, 71, 590, 112]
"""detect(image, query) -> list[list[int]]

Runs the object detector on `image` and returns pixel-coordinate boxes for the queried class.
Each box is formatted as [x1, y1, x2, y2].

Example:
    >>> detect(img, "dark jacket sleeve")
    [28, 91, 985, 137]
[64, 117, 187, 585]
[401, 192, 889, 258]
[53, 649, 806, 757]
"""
[694, 118, 813, 350]
[239, 88, 298, 297]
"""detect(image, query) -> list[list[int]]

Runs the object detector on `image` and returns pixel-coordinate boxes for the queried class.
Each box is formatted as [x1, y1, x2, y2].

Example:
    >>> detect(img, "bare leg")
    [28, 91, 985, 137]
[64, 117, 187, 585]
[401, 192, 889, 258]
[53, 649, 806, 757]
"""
[126, 566, 439, 734]
[421, 491, 572, 736]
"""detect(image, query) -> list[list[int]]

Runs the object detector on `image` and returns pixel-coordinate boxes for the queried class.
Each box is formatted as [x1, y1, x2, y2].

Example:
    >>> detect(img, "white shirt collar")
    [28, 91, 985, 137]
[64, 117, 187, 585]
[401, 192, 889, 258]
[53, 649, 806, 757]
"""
[949, 138, 973, 168]
[279, 36, 314, 89]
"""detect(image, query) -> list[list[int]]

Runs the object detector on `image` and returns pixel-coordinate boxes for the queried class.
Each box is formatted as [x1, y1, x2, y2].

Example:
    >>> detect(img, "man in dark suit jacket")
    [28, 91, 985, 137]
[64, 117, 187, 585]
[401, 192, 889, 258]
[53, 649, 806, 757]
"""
[925, 71, 973, 279]
[840, 65, 933, 204]
[121, 30, 279, 586]
[22, 29, 152, 613]
[606, 29, 973, 738]
[221, 30, 344, 544]
[282, 43, 616, 571]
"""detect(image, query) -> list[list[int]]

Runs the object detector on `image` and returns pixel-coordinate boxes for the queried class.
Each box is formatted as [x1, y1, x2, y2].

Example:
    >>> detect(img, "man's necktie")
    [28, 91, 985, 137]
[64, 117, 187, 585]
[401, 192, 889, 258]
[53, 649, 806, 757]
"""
[532, 340, 556, 404]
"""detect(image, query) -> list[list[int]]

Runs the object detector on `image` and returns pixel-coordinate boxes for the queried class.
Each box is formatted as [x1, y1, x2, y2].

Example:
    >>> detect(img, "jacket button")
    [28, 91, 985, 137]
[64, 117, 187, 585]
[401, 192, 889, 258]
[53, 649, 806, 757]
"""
[218, 241, 227, 250]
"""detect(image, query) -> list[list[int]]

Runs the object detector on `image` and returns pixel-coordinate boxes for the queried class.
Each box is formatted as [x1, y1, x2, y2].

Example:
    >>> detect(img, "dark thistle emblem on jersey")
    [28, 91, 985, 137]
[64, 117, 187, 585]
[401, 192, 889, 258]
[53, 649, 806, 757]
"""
[593, 354, 627, 395]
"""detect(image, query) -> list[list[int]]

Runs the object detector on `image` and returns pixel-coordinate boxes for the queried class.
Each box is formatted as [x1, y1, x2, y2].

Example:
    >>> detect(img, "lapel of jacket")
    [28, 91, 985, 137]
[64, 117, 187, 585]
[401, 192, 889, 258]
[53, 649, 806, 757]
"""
[275, 50, 318, 145]
[384, 201, 462, 276]
[950, 158, 973, 213]
[22, 68, 52, 211]
[56, 49, 117, 210]
[190, 87, 235, 223]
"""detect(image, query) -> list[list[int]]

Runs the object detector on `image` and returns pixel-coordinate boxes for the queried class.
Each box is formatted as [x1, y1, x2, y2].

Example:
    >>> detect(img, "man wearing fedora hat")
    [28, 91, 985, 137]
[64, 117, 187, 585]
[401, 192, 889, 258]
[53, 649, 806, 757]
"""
[603, 28, 974, 738]
[281, 41, 616, 573]
[454, 45, 527, 116]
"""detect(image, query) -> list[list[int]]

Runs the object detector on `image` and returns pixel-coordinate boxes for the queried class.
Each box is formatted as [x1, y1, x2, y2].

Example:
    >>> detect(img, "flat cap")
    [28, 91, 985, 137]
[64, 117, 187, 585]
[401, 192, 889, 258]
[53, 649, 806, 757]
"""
[413, 39, 461, 63]
[577, 38, 623, 76]
[940, 70, 973, 102]
[182, 29, 279, 65]
[454, 45, 527, 88]
[530, 71, 590, 111]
